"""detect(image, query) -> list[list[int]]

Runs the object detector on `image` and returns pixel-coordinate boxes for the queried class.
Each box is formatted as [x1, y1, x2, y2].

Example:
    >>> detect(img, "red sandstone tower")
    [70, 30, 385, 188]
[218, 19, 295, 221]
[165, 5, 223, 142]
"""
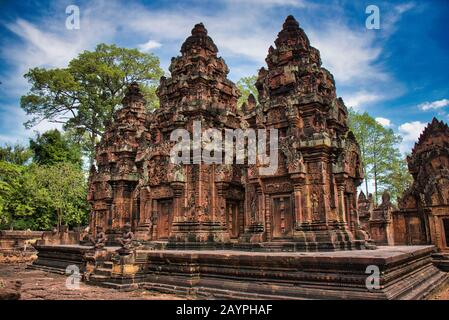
[242, 15, 372, 250]
[87, 16, 373, 251]
[135, 23, 244, 248]
[395, 118, 449, 252]
[87, 83, 149, 244]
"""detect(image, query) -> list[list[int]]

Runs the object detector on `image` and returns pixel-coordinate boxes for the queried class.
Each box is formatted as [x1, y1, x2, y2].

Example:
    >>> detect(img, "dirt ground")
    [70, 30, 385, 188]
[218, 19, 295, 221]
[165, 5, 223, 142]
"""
[427, 281, 449, 300]
[1, 263, 448, 300]
[0, 263, 183, 300]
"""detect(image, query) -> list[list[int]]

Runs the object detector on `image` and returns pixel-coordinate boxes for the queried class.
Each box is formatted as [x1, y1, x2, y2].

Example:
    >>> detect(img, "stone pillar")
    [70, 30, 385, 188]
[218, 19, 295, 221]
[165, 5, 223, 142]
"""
[293, 185, 303, 226]
[337, 185, 346, 223]
[171, 182, 185, 221]
[215, 182, 228, 225]
[257, 186, 264, 224]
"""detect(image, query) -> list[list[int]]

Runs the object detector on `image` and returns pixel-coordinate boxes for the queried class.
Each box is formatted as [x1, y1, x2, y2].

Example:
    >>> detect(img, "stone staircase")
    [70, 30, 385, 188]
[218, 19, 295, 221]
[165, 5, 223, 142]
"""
[86, 260, 141, 291]
[87, 261, 114, 286]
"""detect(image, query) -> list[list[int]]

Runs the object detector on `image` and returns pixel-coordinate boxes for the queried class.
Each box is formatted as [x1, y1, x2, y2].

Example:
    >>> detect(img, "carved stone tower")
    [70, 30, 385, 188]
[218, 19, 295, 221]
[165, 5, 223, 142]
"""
[395, 118, 449, 251]
[87, 83, 148, 244]
[243, 15, 372, 250]
[135, 23, 244, 248]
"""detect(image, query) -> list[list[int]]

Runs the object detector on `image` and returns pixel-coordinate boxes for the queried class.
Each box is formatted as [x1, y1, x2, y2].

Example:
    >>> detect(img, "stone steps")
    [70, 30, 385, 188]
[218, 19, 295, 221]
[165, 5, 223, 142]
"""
[94, 268, 112, 276]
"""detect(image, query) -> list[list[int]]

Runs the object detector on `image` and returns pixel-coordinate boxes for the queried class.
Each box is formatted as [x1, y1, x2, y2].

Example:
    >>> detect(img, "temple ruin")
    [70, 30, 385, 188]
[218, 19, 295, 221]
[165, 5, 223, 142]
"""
[86, 16, 372, 252]
[31, 16, 448, 300]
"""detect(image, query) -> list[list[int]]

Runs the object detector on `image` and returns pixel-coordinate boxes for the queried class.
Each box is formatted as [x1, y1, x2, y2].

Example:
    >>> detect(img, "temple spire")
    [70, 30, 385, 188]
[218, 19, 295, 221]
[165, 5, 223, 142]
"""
[274, 14, 310, 49]
[181, 22, 218, 54]
[121, 81, 146, 106]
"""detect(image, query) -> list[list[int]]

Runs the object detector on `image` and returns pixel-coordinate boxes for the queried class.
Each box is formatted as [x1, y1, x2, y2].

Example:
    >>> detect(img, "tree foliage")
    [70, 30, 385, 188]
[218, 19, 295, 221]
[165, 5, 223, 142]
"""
[0, 141, 88, 230]
[236, 75, 258, 108]
[348, 109, 412, 204]
[30, 129, 82, 167]
[0, 144, 33, 165]
[0, 161, 34, 229]
[28, 162, 88, 229]
[21, 43, 164, 165]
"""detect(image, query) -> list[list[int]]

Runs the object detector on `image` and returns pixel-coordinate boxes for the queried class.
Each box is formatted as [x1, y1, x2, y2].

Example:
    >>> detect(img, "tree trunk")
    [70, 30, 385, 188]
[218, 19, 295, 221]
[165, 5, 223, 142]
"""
[373, 163, 378, 206]
[89, 132, 97, 167]
[364, 165, 369, 195]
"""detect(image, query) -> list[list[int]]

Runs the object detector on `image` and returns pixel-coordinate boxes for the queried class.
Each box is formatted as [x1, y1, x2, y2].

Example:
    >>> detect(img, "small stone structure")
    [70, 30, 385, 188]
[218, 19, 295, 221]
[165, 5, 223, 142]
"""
[0, 230, 43, 263]
[394, 118, 449, 251]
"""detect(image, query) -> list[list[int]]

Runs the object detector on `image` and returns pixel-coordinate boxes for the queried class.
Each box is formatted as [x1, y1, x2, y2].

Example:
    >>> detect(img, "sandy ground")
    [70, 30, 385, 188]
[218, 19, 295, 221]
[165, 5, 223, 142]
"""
[0, 263, 183, 300]
[1, 263, 448, 300]
[427, 281, 449, 300]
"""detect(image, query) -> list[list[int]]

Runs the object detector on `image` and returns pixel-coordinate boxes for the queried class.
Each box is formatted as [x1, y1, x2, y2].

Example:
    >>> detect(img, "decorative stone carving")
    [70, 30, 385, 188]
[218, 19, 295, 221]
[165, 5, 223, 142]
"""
[394, 118, 449, 251]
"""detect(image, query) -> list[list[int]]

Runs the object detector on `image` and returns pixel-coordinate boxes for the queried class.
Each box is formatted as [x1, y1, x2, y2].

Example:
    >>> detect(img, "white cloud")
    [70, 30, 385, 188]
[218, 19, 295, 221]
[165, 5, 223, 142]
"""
[375, 117, 391, 127]
[343, 91, 384, 110]
[225, 0, 309, 6]
[138, 40, 162, 52]
[418, 98, 449, 111]
[308, 24, 385, 84]
[398, 121, 427, 154]
[0, 105, 62, 146]
[381, 2, 416, 38]
[395, 2, 416, 14]
[0, 0, 413, 144]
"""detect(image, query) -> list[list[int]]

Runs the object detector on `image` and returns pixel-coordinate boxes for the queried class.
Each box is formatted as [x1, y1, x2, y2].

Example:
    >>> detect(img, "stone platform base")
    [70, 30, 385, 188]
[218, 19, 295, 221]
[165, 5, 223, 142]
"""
[0, 249, 37, 264]
[432, 252, 449, 271]
[86, 245, 447, 300]
[30, 244, 119, 274]
[30, 244, 92, 274]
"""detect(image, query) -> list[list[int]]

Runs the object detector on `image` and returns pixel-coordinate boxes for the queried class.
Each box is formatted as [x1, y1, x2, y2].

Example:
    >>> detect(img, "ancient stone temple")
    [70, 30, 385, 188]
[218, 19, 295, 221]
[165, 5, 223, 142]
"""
[134, 22, 243, 248]
[86, 16, 371, 252]
[32, 16, 448, 300]
[394, 118, 449, 252]
[87, 83, 149, 245]
[242, 15, 371, 250]
[358, 191, 374, 231]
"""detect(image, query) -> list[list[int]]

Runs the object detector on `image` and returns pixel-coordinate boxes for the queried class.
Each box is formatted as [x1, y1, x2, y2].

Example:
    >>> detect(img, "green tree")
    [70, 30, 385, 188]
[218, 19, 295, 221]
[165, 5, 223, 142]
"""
[0, 161, 35, 229]
[30, 129, 82, 167]
[0, 144, 33, 165]
[236, 75, 258, 108]
[28, 162, 88, 229]
[348, 110, 376, 194]
[21, 43, 164, 165]
[348, 109, 411, 204]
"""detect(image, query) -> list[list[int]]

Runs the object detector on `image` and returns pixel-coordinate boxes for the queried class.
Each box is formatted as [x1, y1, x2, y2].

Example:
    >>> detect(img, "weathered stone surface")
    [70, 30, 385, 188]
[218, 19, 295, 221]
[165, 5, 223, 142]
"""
[0, 264, 181, 300]
[361, 191, 396, 246]
[243, 15, 371, 250]
[87, 82, 149, 245]
[87, 246, 447, 300]
[0, 279, 21, 300]
[85, 15, 372, 252]
[394, 118, 449, 251]
[31, 16, 449, 300]
[0, 230, 43, 263]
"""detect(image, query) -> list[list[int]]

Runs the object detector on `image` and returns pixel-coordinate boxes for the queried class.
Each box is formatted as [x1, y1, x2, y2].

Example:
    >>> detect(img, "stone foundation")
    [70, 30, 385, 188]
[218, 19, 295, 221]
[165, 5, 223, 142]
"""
[0, 230, 43, 264]
[81, 245, 447, 300]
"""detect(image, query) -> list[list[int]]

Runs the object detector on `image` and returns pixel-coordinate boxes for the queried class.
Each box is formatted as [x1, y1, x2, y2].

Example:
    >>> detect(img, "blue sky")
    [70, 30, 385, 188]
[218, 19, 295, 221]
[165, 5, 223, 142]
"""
[0, 0, 448, 155]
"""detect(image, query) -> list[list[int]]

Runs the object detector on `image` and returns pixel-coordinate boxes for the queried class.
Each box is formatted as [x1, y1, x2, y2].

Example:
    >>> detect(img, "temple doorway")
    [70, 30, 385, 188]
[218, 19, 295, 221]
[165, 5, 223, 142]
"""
[156, 199, 173, 240]
[443, 219, 449, 248]
[226, 201, 240, 239]
[405, 216, 427, 245]
[271, 195, 294, 239]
